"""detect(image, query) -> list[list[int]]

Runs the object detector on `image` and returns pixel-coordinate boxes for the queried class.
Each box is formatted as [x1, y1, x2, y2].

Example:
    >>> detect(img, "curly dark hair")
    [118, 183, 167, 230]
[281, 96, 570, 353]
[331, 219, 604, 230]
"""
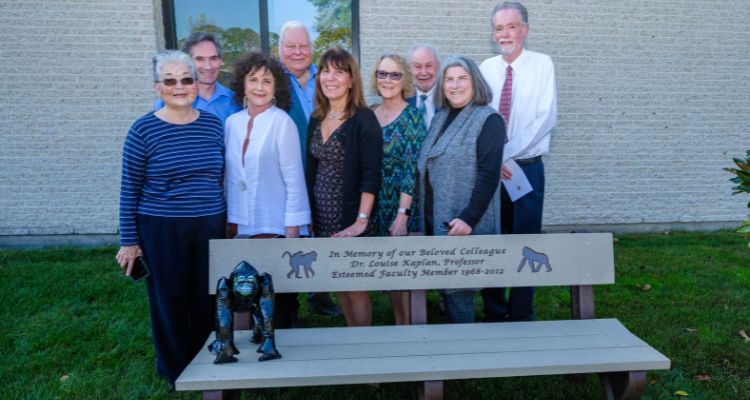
[230, 52, 291, 111]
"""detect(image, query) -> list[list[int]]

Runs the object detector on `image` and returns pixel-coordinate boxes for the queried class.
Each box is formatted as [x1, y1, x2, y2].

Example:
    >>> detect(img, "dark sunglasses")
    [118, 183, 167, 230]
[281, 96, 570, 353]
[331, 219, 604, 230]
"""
[160, 77, 195, 86]
[375, 70, 403, 81]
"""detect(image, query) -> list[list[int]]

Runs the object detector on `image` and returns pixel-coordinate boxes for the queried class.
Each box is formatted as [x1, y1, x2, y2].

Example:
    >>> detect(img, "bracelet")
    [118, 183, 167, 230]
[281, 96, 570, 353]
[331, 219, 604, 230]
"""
[357, 212, 369, 220]
[397, 207, 411, 216]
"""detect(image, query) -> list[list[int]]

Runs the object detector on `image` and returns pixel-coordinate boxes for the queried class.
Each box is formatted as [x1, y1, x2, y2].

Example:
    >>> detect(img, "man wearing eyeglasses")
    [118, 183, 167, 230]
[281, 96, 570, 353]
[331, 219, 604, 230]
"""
[479, 2, 558, 323]
[277, 20, 342, 321]
[153, 32, 240, 123]
[407, 44, 440, 129]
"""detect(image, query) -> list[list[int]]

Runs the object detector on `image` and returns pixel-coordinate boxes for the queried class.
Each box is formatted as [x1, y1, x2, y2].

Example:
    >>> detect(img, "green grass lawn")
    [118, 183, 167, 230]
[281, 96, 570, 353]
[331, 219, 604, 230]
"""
[1, 231, 748, 399]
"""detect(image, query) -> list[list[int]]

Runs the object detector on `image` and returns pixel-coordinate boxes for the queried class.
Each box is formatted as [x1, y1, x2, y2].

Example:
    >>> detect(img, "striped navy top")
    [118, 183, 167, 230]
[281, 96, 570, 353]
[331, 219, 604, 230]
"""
[119, 111, 226, 245]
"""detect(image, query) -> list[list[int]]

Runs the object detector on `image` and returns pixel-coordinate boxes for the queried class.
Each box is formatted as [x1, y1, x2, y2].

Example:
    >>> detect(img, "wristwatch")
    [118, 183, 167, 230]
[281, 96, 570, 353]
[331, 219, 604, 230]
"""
[397, 207, 411, 216]
[357, 212, 369, 220]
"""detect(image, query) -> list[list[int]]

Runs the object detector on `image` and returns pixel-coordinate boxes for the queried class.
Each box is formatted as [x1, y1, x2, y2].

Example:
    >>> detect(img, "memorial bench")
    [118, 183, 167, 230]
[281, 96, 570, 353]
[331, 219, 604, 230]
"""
[176, 233, 670, 400]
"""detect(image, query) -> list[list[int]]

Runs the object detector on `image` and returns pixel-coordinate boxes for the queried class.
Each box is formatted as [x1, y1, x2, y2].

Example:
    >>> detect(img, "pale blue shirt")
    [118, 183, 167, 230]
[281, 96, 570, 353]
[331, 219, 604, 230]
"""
[284, 64, 317, 121]
[153, 82, 240, 124]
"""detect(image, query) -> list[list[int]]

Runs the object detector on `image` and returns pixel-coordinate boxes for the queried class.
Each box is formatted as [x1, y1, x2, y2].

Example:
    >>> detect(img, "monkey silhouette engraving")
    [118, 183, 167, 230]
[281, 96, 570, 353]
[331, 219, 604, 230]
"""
[282, 251, 318, 278]
[517, 246, 552, 273]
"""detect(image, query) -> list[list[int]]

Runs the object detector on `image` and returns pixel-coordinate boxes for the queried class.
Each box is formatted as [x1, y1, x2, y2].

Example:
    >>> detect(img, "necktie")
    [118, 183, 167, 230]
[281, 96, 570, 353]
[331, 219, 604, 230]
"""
[499, 65, 513, 126]
[418, 94, 428, 127]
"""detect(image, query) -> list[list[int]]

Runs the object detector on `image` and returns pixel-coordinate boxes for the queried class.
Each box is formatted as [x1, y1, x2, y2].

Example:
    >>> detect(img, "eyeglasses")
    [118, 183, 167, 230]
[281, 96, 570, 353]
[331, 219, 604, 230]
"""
[375, 70, 403, 81]
[159, 77, 195, 86]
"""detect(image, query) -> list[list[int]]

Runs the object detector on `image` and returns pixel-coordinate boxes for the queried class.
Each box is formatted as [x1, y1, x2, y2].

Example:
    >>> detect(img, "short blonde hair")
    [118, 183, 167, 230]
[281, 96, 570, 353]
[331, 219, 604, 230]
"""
[370, 54, 413, 101]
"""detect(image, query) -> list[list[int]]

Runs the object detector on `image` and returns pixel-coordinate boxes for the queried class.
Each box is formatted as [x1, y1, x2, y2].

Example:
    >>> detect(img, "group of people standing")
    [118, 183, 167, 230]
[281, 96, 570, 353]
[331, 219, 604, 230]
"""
[115, 1, 556, 388]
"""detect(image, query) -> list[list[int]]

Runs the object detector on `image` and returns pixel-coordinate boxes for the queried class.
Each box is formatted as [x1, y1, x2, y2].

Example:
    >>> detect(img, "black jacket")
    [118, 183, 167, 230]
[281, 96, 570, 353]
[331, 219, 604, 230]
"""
[306, 107, 383, 228]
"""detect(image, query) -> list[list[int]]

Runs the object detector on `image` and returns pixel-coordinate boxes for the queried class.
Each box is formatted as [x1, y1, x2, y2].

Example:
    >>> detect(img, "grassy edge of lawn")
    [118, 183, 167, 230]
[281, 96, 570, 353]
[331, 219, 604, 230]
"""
[0, 230, 748, 399]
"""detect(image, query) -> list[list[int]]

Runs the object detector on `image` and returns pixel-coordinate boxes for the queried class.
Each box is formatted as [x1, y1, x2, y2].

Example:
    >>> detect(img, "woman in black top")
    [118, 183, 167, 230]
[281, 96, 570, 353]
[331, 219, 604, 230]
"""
[306, 48, 383, 326]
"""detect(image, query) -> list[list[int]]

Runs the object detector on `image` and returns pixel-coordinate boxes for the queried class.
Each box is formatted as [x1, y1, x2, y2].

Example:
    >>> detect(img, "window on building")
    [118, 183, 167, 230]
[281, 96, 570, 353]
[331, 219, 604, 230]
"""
[163, 0, 359, 70]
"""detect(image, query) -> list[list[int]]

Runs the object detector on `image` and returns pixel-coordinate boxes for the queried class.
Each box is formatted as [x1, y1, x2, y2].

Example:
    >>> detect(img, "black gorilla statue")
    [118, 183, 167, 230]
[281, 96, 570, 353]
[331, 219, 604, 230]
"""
[207, 261, 281, 363]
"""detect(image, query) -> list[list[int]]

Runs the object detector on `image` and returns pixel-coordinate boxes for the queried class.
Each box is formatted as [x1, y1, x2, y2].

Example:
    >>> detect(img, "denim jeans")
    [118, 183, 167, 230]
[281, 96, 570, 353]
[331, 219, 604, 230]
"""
[441, 289, 476, 323]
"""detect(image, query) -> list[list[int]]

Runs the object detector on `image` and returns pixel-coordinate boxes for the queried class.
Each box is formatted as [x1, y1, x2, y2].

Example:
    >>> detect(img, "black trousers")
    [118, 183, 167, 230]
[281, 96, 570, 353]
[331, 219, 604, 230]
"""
[274, 293, 300, 328]
[138, 212, 225, 384]
[482, 160, 544, 322]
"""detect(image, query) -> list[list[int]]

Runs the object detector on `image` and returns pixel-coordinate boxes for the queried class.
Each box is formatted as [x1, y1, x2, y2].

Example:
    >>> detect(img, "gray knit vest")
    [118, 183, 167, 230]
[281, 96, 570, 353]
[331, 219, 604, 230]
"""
[417, 104, 501, 235]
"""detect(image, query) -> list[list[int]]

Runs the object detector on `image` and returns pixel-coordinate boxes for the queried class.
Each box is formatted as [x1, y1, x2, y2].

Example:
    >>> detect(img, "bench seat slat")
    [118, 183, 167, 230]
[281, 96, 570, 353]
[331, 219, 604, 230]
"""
[185, 319, 651, 364]
[277, 318, 630, 346]
[198, 319, 636, 346]
[176, 319, 669, 391]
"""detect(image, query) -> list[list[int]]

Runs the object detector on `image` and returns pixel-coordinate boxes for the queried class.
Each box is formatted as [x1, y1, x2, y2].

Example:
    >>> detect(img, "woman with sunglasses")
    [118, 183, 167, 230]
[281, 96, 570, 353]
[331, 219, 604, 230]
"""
[115, 50, 226, 387]
[370, 54, 427, 325]
[306, 48, 383, 327]
[224, 52, 310, 328]
[417, 55, 505, 324]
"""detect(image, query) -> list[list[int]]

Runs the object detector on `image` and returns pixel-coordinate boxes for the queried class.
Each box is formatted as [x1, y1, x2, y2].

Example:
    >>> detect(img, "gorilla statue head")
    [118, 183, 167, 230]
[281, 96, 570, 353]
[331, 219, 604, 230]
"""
[231, 261, 259, 299]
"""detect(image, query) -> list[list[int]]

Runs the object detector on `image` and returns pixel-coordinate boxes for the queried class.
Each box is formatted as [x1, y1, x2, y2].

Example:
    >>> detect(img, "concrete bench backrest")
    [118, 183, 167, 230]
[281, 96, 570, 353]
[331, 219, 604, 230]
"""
[208, 233, 614, 294]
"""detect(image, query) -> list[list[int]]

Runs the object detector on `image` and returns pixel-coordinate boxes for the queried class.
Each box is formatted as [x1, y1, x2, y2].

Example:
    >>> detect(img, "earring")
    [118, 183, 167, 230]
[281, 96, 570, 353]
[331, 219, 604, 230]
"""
[243, 96, 249, 109]
[271, 96, 276, 106]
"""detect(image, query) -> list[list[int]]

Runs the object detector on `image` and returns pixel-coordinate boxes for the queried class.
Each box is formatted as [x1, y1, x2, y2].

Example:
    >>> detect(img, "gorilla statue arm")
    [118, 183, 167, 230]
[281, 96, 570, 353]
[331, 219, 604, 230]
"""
[207, 276, 240, 363]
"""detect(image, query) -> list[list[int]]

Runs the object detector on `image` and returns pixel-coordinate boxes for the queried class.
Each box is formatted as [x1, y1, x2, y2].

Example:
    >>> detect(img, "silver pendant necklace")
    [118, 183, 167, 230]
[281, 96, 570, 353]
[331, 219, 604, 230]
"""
[327, 110, 344, 120]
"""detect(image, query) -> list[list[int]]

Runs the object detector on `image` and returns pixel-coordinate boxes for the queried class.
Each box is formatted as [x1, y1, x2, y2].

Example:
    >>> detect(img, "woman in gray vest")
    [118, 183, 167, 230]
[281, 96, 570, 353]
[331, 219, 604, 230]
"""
[417, 55, 505, 323]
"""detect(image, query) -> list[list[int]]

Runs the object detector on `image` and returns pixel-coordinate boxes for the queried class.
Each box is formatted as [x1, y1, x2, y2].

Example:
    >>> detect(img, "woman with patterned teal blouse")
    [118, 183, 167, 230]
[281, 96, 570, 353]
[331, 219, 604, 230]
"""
[370, 54, 428, 325]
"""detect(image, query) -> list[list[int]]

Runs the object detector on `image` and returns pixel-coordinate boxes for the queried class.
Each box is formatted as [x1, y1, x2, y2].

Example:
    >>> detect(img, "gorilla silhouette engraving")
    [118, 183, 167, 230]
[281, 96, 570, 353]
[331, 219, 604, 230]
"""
[517, 246, 552, 273]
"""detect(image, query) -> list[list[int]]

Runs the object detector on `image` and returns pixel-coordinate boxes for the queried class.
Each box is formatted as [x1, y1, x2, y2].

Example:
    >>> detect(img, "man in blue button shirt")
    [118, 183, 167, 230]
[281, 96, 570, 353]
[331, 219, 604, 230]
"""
[278, 20, 317, 166]
[154, 32, 240, 123]
[277, 20, 341, 320]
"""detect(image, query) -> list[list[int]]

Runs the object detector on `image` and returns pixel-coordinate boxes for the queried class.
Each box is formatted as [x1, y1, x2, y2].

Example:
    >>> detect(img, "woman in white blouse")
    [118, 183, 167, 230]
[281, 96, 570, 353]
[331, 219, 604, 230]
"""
[224, 52, 311, 328]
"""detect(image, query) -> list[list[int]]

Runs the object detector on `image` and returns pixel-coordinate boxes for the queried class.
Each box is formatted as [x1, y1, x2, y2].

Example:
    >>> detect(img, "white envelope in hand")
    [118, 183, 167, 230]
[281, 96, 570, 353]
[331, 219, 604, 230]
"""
[501, 159, 533, 202]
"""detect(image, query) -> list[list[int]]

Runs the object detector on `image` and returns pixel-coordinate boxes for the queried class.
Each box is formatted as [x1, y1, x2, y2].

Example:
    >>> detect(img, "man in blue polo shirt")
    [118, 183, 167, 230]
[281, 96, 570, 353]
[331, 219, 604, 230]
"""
[154, 32, 240, 123]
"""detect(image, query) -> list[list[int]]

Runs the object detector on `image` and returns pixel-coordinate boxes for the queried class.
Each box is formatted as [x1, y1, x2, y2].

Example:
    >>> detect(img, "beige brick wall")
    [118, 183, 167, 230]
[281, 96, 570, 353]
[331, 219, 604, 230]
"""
[360, 0, 750, 227]
[1, 0, 749, 239]
[0, 0, 158, 235]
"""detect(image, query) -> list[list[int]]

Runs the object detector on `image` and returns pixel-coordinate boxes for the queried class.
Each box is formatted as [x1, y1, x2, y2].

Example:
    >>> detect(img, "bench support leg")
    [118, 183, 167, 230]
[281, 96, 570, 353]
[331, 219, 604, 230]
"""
[203, 389, 241, 400]
[600, 371, 646, 400]
[418, 380, 443, 400]
[571, 285, 595, 319]
[411, 291, 442, 400]
[410, 290, 427, 325]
